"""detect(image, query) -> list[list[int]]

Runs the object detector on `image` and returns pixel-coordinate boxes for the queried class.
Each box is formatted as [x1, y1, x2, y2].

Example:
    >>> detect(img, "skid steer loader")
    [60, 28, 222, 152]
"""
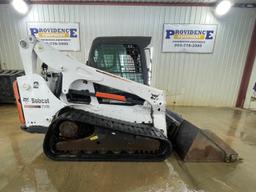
[13, 36, 238, 162]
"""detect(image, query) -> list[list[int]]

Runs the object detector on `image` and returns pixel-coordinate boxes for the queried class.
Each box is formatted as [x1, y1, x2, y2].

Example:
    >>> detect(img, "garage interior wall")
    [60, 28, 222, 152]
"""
[0, 4, 255, 107]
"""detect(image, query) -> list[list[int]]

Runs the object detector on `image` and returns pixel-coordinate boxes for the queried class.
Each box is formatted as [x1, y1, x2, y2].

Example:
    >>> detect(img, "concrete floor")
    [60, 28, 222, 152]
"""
[0, 105, 256, 192]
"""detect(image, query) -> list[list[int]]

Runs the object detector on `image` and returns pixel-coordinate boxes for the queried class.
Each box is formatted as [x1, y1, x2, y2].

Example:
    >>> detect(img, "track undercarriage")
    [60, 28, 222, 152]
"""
[43, 109, 172, 161]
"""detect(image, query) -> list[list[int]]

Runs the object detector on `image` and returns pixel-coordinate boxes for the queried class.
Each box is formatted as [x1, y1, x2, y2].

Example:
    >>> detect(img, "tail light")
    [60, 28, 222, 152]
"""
[13, 80, 25, 125]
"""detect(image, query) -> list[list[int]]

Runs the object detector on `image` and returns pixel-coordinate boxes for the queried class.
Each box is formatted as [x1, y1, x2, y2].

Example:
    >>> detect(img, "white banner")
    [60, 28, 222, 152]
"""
[162, 24, 217, 53]
[27, 22, 80, 51]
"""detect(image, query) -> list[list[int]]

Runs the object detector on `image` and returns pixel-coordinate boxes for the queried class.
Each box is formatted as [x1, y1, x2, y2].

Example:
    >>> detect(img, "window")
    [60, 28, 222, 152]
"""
[92, 44, 144, 84]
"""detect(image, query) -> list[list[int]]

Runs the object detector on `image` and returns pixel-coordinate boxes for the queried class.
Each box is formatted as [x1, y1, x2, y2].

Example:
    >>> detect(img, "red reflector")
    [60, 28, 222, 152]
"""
[13, 80, 25, 125]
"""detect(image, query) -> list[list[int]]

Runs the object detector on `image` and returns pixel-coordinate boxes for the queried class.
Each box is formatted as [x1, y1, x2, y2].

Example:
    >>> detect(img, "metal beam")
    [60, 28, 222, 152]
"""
[0, 0, 215, 6]
[1, 0, 255, 8]
[1, 1, 255, 8]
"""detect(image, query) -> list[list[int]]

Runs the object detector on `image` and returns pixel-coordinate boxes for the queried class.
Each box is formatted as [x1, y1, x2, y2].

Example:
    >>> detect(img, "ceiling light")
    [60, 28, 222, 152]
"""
[215, 0, 232, 16]
[11, 0, 28, 15]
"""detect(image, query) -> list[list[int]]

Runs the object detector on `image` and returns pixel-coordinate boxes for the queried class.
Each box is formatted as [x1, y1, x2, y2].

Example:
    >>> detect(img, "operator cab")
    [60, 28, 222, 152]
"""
[87, 36, 151, 85]
[87, 37, 152, 105]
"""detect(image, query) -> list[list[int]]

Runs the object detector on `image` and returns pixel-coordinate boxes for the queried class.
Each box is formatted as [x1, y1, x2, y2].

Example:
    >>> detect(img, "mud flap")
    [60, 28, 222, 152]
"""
[166, 109, 239, 162]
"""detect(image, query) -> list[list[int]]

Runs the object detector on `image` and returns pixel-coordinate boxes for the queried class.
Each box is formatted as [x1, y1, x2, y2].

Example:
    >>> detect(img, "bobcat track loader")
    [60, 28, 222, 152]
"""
[13, 36, 238, 162]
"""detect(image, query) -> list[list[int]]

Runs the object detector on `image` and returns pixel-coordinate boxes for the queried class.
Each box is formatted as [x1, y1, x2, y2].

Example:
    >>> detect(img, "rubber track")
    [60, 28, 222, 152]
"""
[43, 109, 172, 161]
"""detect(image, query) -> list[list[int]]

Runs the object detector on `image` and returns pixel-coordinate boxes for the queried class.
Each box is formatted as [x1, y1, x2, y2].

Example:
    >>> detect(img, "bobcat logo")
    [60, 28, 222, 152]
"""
[151, 94, 159, 100]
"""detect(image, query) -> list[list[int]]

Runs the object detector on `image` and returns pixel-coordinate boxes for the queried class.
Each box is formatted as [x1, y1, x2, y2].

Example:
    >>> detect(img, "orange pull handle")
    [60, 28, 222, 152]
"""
[95, 92, 126, 102]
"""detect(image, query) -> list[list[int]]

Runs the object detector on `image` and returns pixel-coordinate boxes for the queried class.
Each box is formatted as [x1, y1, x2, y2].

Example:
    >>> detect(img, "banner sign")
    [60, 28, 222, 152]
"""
[27, 22, 80, 51]
[162, 24, 217, 53]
